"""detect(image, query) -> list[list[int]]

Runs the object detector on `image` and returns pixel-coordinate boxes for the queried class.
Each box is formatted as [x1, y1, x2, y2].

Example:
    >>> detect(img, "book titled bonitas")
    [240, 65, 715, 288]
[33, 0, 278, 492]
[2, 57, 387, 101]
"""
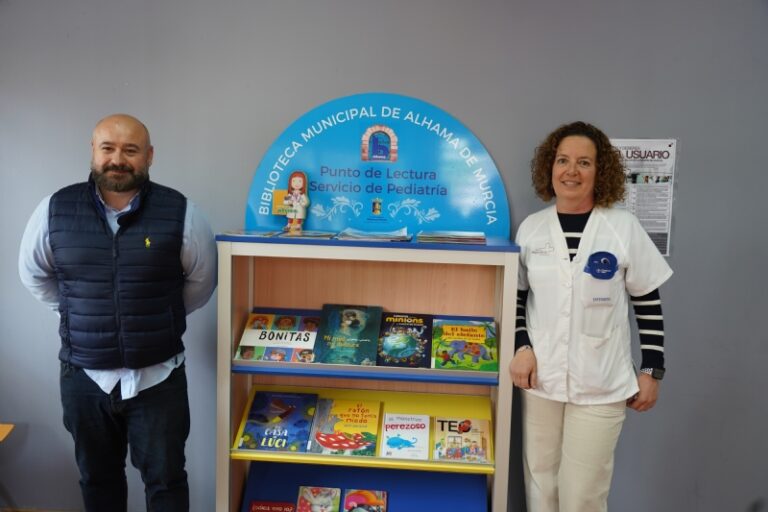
[235, 308, 321, 363]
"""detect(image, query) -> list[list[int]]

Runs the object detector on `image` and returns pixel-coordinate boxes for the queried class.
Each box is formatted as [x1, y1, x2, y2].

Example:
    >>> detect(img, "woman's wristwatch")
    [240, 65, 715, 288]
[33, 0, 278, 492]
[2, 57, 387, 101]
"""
[640, 367, 665, 380]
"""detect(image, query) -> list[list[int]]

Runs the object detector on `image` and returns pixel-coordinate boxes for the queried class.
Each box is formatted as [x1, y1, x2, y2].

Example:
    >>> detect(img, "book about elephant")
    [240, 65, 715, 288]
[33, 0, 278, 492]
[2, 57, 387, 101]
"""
[430, 316, 498, 372]
[379, 412, 430, 460]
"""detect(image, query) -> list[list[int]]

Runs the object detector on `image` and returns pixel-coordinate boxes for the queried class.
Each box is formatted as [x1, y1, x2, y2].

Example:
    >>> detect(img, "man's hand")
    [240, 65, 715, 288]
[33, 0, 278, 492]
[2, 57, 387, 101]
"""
[509, 348, 538, 389]
[627, 372, 660, 412]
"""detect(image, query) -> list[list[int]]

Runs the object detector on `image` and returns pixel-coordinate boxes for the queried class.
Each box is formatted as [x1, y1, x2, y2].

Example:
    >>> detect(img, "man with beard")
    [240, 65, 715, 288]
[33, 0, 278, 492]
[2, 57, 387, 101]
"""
[18, 114, 217, 511]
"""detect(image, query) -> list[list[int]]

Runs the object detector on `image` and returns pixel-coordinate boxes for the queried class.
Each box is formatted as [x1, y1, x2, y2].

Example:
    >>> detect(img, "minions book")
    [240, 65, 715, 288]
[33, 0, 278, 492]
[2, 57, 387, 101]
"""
[235, 390, 318, 453]
[432, 416, 491, 464]
[430, 316, 498, 372]
[376, 312, 432, 368]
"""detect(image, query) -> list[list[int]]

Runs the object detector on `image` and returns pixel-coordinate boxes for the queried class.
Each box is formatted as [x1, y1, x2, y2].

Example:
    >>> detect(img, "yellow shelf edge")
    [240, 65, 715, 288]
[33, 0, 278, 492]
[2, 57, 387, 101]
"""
[230, 449, 495, 475]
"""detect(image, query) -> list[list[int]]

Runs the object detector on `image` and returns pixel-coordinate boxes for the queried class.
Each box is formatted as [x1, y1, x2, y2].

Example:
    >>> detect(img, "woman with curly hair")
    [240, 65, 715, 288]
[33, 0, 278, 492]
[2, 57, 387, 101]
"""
[510, 121, 672, 511]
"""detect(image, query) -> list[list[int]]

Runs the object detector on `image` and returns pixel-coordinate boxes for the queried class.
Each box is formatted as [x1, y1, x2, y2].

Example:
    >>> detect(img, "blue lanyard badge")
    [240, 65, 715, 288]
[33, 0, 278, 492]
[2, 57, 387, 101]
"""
[584, 251, 618, 280]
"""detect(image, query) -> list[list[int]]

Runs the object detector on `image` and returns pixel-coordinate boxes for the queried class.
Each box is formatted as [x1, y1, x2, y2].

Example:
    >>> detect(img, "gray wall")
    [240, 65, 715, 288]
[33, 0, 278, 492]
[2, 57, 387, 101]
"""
[1, 0, 766, 511]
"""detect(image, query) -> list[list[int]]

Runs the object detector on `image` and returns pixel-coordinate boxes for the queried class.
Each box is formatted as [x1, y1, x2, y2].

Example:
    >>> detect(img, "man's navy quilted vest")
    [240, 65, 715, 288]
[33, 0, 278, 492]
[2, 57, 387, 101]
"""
[49, 179, 187, 369]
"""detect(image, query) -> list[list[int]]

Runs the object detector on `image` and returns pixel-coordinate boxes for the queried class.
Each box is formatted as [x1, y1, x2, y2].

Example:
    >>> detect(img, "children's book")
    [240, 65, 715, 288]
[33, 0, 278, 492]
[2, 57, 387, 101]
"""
[296, 486, 341, 512]
[379, 413, 430, 460]
[377, 312, 432, 368]
[307, 398, 381, 457]
[430, 316, 498, 372]
[432, 416, 491, 464]
[314, 304, 383, 365]
[342, 489, 387, 512]
[235, 308, 322, 363]
[250, 502, 296, 512]
[235, 390, 318, 453]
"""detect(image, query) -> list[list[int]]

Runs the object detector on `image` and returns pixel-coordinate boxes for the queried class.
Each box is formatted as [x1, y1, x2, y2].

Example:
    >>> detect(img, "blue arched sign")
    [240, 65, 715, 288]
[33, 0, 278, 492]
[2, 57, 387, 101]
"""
[245, 93, 510, 238]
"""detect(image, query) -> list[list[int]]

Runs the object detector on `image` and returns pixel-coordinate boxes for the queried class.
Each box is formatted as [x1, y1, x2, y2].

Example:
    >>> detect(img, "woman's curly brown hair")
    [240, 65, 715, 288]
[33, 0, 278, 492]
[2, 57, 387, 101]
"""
[531, 121, 626, 207]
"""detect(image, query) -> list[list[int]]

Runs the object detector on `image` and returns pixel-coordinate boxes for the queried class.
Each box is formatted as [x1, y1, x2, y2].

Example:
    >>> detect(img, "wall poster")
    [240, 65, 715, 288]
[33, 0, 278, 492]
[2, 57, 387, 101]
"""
[612, 138, 678, 256]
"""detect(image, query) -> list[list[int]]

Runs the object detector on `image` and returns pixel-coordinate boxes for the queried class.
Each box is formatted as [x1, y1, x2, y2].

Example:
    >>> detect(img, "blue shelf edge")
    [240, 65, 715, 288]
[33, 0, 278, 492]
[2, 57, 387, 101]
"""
[216, 233, 519, 253]
[231, 362, 499, 386]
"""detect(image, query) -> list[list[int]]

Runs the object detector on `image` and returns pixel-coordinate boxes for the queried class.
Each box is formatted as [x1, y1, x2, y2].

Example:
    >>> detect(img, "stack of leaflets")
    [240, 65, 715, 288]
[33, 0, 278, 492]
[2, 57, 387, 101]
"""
[222, 229, 282, 238]
[415, 230, 486, 245]
[277, 230, 337, 239]
[336, 227, 411, 242]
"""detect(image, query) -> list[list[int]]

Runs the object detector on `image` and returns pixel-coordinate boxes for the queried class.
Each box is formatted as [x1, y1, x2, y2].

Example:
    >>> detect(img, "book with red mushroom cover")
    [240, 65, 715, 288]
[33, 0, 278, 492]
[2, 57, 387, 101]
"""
[307, 398, 381, 457]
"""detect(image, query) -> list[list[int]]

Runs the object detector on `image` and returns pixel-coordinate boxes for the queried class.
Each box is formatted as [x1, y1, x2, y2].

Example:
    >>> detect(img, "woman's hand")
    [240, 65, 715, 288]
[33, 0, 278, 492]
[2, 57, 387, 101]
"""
[626, 373, 660, 412]
[509, 347, 538, 389]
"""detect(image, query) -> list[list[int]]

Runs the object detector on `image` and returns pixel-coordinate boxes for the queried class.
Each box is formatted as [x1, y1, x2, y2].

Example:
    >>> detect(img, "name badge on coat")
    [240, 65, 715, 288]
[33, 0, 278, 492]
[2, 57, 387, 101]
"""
[582, 251, 618, 307]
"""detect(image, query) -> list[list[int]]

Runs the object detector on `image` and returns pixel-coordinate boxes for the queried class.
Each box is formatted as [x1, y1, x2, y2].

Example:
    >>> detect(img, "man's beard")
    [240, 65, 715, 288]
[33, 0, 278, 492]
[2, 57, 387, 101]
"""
[90, 163, 149, 192]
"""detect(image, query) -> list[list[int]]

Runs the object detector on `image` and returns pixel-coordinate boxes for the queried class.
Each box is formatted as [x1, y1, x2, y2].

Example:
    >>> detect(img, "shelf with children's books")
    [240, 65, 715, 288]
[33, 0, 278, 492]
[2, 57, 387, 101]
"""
[216, 237, 519, 512]
[229, 384, 494, 475]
